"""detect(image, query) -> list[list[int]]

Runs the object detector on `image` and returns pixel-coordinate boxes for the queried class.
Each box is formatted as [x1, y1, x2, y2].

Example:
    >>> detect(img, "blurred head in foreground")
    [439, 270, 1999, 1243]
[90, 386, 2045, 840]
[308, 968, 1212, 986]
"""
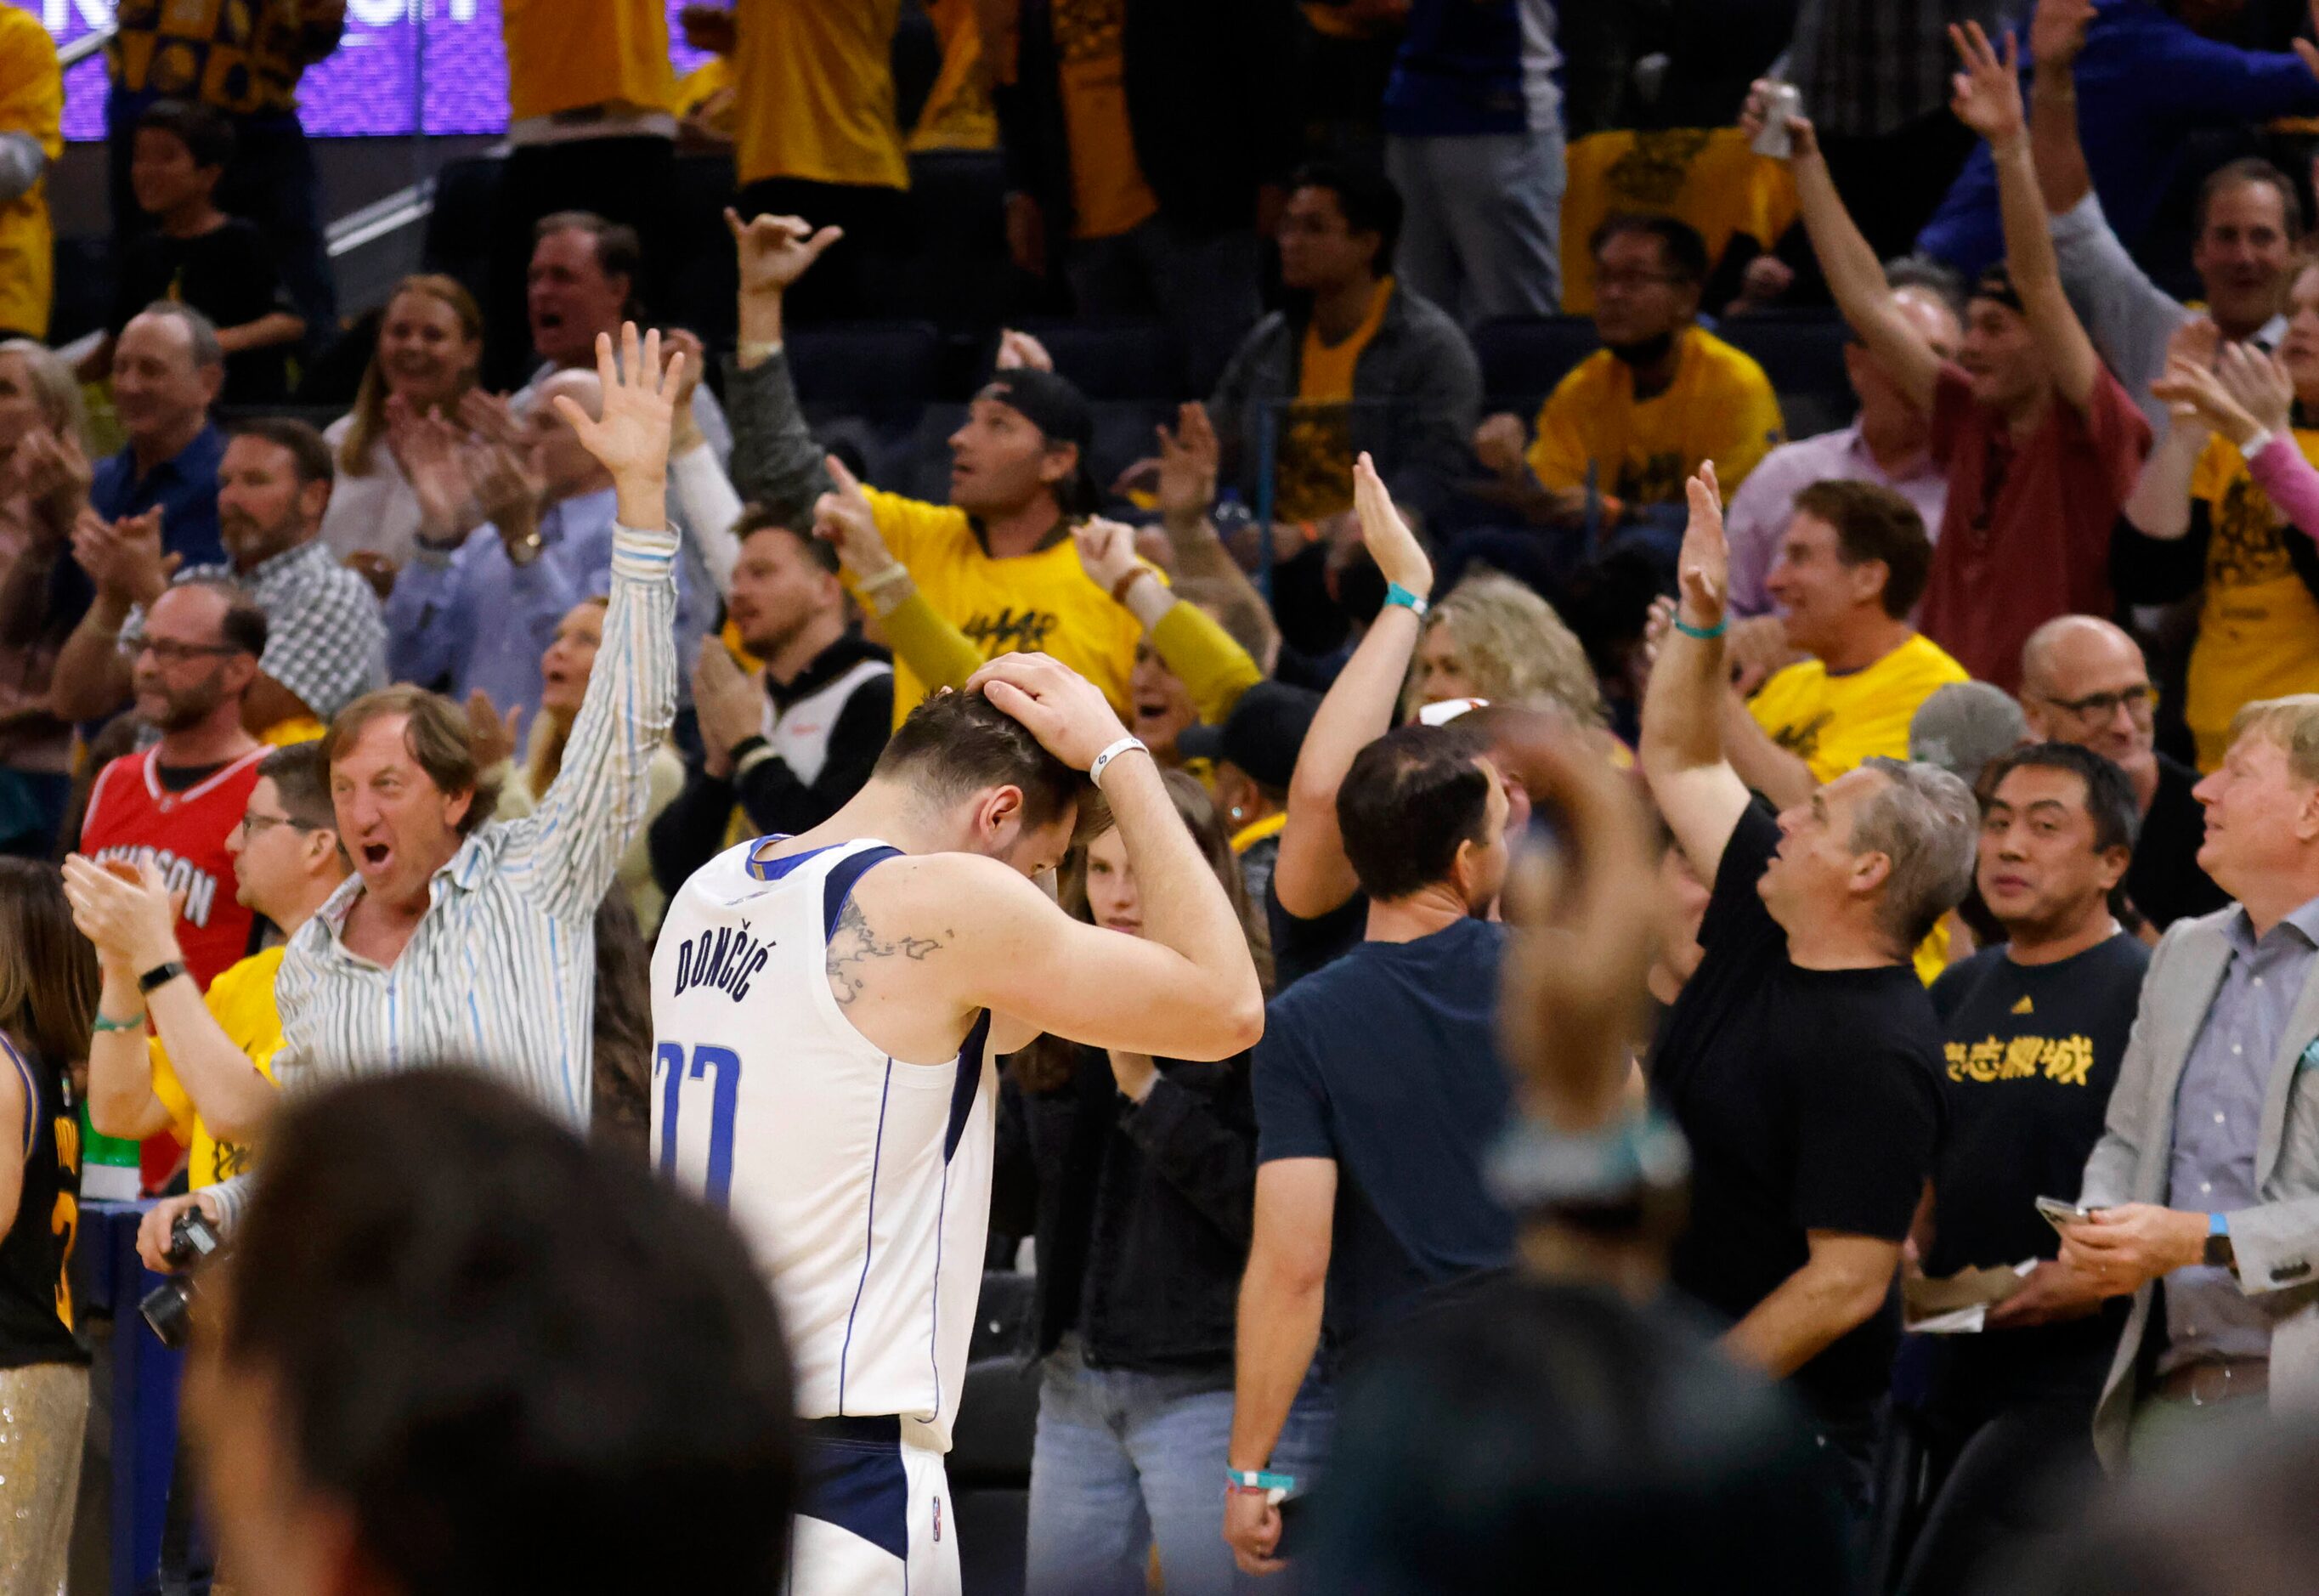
[190, 1070, 795, 1595]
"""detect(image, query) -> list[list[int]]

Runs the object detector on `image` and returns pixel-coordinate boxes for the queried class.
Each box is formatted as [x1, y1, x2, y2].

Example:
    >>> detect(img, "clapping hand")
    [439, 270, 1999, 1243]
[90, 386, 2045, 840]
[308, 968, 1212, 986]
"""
[693, 638, 766, 778]
[1154, 402, 1219, 523]
[463, 688, 521, 771]
[61, 854, 184, 976]
[1949, 22, 2026, 145]
[2152, 342, 2295, 452]
[75, 506, 175, 607]
[1351, 451, 1432, 601]
[12, 426, 91, 528]
[555, 325, 683, 526]
[456, 388, 524, 453]
[390, 394, 484, 543]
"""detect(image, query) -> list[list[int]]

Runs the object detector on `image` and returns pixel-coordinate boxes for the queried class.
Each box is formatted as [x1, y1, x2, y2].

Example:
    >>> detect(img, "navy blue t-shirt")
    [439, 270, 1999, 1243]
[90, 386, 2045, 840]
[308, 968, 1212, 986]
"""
[1253, 916, 1518, 1351]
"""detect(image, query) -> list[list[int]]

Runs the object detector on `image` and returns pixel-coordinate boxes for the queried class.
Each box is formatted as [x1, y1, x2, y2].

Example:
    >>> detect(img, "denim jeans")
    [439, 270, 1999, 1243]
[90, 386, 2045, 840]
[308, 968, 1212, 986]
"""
[1386, 126, 1565, 325]
[1026, 1338, 1334, 1596]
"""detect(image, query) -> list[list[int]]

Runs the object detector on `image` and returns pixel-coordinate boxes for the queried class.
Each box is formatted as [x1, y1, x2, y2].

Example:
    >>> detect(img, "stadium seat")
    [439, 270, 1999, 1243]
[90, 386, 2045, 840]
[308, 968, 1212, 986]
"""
[1015, 319, 1177, 401]
[890, 150, 1031, 331]
[950, 1353, 1040, 1596]
[659, 153, 744, 349]
[787, 321, 945, 415]
[1471, 314, 1601, 415]
[1718, 309, 1857, 436]
[417, 155, 502, 306]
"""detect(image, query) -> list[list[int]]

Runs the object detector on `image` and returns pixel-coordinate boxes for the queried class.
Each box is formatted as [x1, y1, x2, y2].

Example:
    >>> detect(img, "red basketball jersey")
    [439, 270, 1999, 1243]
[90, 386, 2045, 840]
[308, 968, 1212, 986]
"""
[80, 746, 268, 990]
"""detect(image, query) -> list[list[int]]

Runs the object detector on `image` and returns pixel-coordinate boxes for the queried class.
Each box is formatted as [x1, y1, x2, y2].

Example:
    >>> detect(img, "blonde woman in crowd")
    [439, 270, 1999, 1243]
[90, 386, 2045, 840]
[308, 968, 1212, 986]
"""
[0, 340, 95, 850]
[320, 274, 485, 573]
[1403, 569, 1605, 725]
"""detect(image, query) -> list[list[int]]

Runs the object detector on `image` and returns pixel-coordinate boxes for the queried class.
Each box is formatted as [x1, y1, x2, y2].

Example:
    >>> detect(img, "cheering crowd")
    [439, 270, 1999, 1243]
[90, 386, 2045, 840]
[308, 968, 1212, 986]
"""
[8, 0, 2319, 1593]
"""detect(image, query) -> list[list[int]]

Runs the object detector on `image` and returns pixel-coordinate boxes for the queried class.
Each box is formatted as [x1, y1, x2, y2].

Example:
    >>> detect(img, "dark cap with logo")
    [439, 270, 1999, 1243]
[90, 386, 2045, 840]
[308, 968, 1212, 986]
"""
[1175, 679, 1324, 792]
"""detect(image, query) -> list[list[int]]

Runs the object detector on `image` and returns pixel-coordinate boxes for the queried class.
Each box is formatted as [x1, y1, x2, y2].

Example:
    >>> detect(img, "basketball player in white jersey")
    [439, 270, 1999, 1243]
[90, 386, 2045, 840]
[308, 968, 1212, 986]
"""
[653, 650, 1263, 1594]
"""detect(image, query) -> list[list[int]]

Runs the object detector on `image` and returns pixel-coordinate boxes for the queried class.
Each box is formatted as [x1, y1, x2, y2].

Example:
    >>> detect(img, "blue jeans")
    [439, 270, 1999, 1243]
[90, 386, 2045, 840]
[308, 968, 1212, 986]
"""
[1026, 1338, 1334, 1596]
[1386, 126, 1565, 325]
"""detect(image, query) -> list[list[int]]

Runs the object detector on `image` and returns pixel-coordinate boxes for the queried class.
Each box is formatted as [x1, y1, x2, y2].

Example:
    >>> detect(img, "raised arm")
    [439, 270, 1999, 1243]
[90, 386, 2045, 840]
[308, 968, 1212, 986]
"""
[506, 325, 682, 924]
[1637, 466, 1752, 878]
[1744, 85, 1941, 414]
[2124, 320, 2225, 540]
[812, 454, 987, 694]
[1953, 23, 2103, 412]
[1270, 455, 1431, 918]
[724, 210, 844, 518]
[65, 856, 278, 1144]
[931, 652, 1264, 1060]
[1072, 518, 1263, 722]
[2028, 0, 2096, 213]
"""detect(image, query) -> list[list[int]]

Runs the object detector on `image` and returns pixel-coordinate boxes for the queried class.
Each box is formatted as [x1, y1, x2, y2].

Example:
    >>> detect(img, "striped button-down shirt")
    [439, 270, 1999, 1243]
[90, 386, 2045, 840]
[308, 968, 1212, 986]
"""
[210, 525, 677, 1225]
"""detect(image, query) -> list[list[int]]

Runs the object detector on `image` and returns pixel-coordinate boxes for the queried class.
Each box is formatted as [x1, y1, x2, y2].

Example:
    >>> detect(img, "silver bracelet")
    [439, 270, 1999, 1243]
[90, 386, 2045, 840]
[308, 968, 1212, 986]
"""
[1089, 735, 1149, 789]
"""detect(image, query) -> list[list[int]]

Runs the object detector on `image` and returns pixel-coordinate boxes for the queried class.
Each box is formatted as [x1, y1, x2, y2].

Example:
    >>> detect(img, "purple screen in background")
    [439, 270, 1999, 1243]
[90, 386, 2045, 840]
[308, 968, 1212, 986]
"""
[40, 0, 712, 140]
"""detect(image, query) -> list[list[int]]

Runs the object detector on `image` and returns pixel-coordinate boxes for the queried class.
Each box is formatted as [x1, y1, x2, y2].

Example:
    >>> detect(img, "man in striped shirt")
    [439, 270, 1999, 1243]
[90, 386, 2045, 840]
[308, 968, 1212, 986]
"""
[141, 325, 687, 1253]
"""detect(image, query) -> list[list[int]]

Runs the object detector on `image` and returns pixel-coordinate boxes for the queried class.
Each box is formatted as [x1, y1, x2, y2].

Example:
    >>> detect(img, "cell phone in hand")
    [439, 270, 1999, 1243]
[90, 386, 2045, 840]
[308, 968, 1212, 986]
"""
[2036, 1196, 2096, 1231]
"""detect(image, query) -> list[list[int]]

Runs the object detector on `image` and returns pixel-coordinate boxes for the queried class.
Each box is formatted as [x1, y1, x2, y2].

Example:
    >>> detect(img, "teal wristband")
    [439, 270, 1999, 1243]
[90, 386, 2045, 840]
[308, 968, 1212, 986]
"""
[1226, 1469, 1297, 1497]
[2210, 1211, 2229, 1238]
[91, 1010, 144, 1034]
[1671, 614, 1728, 641]
[1383, 581, 1428, 617]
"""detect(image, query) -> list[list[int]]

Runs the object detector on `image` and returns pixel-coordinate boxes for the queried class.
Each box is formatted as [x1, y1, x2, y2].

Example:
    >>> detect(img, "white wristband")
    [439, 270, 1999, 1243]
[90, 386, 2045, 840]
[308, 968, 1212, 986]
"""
[2240, 427, 2277, 460]
[1089, 736, 1148, 789]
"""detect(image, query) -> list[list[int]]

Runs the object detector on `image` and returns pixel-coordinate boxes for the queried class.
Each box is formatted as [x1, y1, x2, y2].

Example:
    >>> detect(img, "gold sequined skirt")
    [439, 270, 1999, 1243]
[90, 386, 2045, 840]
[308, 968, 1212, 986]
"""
[0, 1361, 88, 1596]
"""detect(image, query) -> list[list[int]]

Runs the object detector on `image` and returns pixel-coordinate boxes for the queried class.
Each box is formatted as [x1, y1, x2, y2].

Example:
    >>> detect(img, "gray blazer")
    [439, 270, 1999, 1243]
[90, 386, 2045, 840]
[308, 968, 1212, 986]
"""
[2080, 906, 2319, 1469]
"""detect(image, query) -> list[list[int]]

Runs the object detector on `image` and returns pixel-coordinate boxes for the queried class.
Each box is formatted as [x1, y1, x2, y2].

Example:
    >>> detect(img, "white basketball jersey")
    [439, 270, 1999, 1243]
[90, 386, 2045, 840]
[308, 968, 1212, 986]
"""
[652, 837, 998, 1452]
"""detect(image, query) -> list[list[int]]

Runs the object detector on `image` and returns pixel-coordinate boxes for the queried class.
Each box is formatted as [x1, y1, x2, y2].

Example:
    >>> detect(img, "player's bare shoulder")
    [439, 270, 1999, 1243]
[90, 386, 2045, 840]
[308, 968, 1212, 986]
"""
[822, 852, 1034, 1010]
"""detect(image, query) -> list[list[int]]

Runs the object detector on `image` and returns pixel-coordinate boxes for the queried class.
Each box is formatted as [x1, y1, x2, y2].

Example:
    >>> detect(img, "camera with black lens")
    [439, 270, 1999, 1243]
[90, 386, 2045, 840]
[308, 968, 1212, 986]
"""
[139, 1205, 224, 1350]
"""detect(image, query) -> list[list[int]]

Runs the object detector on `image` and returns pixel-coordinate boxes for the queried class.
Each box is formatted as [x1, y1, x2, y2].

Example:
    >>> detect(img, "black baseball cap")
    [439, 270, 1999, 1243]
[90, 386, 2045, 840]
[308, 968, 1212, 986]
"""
[979, 370, 1101, 516]
[1175, 680, 1323, 792]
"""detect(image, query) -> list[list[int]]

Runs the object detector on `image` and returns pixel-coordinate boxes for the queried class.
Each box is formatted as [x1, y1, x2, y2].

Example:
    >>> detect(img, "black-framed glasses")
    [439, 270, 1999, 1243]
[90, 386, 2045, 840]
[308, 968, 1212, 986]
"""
[2045, 684, 2156, 725]
[238, 812, 316, 841]
[119, 632, 240, 666]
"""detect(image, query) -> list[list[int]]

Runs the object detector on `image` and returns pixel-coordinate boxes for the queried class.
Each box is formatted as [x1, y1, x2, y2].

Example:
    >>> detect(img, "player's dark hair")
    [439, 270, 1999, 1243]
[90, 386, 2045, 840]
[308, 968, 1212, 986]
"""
[135, 99, 235, 173]
[874, 687, 1103, 845]
[1291, 160, 1404, 275]
[1309, 1279, 1852, 1594]
[229, 416, 337, 492]
[1590, 213, 1711, 286]
[220, 1071, 797, 1595]
[1791, 478, 1933, 618]
[1338, 723, 1495, 902]
[1983, 741, 2141, 857]
[735, 502, 840, 575]
[323, 685, 501, 835]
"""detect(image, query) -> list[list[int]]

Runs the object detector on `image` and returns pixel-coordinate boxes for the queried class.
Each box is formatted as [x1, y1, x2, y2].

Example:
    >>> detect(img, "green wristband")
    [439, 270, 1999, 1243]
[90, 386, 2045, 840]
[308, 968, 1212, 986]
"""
[91, 1010, 145, 1033]
[1671, 614, 1728, 641]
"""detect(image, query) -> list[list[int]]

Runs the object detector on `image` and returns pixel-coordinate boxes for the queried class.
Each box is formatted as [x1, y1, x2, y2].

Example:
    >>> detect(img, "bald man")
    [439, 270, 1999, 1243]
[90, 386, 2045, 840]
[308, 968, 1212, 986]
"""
[386, 367, 708, 725]
[2020, 616, 2227, 932]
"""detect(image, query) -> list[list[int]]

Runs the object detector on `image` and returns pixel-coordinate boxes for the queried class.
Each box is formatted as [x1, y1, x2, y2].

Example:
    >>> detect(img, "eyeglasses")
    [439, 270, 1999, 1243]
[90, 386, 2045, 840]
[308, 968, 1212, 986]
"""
[238, 812, 316, 840]
[119, 632, 240, 666]
[2044, 684, 2156, 725]
[1594, 269, 1685, 292]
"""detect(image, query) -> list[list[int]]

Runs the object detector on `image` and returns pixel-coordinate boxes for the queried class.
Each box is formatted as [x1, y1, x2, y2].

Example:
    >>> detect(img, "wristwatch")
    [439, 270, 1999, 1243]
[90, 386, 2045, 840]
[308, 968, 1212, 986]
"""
[137, 959, 189, 996]
[2205, 1211, 2236, 1271]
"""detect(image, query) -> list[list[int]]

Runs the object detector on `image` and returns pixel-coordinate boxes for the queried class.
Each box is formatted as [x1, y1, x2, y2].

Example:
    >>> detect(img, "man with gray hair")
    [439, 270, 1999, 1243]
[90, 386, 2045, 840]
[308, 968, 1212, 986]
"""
[2056, 693, 2319, 1469]
[1641, 461, 1977, 1522]
[2020, 614, 2227, 932]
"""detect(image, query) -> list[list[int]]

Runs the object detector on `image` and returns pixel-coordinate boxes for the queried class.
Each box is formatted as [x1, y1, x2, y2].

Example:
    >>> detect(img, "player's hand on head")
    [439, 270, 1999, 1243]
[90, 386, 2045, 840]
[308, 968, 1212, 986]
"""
[1351, 451, 1431, 599]
[967, 652, 1130, 772]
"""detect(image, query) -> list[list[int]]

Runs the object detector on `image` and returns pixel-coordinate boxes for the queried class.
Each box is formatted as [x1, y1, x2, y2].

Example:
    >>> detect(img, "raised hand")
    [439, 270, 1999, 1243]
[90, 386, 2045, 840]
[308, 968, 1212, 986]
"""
[1071, 518, 1145, 598]
[463, 687, 521, 770]
[659, 326, 709, 450]
[996, 328, 1055, 372]
[2029, 0, 2096, 70]
[1676, 461, 1728, 631]
[2299, 0, 2319, 80]
[61, 854, 183, 975]
[1949, 22, 2026, 144]
[1739, 77, 1818, 162]
[812, 454, 898, 579]
[967, 652, 1131, 772]
[1351, 450, 1432, 600]
[1155, 401, 1219, 523]
[726, 209, 845, 298]
[555, 325, 684, 525]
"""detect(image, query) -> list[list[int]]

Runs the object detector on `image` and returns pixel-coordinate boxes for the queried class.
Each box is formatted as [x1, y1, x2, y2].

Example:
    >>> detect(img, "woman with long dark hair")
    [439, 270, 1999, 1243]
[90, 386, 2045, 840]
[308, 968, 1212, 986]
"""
[996, 772, 1321, 1595]
[0, 859, 99, 1596]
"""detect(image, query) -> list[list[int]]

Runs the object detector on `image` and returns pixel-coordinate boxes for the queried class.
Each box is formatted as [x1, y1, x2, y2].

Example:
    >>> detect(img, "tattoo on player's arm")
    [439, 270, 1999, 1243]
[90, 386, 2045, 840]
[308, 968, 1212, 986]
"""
[825, 897, 947, 1005]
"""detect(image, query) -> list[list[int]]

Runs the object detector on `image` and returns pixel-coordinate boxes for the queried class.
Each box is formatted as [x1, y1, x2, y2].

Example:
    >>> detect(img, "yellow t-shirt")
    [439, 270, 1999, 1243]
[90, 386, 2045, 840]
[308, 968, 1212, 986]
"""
[108, 0, 334, 116]
[735, 0, 908, 190]
[1748, 633, 1971, 785]
[1559, 128, 1799, 316]
[502, 0, 675, 122]
[857, 489, 1144, 726]
[148, 945, 284, 1191]
[0, 9, 59, 341]
[1053, 0, 1159, 239]
[2184, 430, 2319, 770]
[908, 0, 998, 153]
[672, 57, 736, 134]
[1275, 278, 1394, 523]
[1527, 326, 1784, 506]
